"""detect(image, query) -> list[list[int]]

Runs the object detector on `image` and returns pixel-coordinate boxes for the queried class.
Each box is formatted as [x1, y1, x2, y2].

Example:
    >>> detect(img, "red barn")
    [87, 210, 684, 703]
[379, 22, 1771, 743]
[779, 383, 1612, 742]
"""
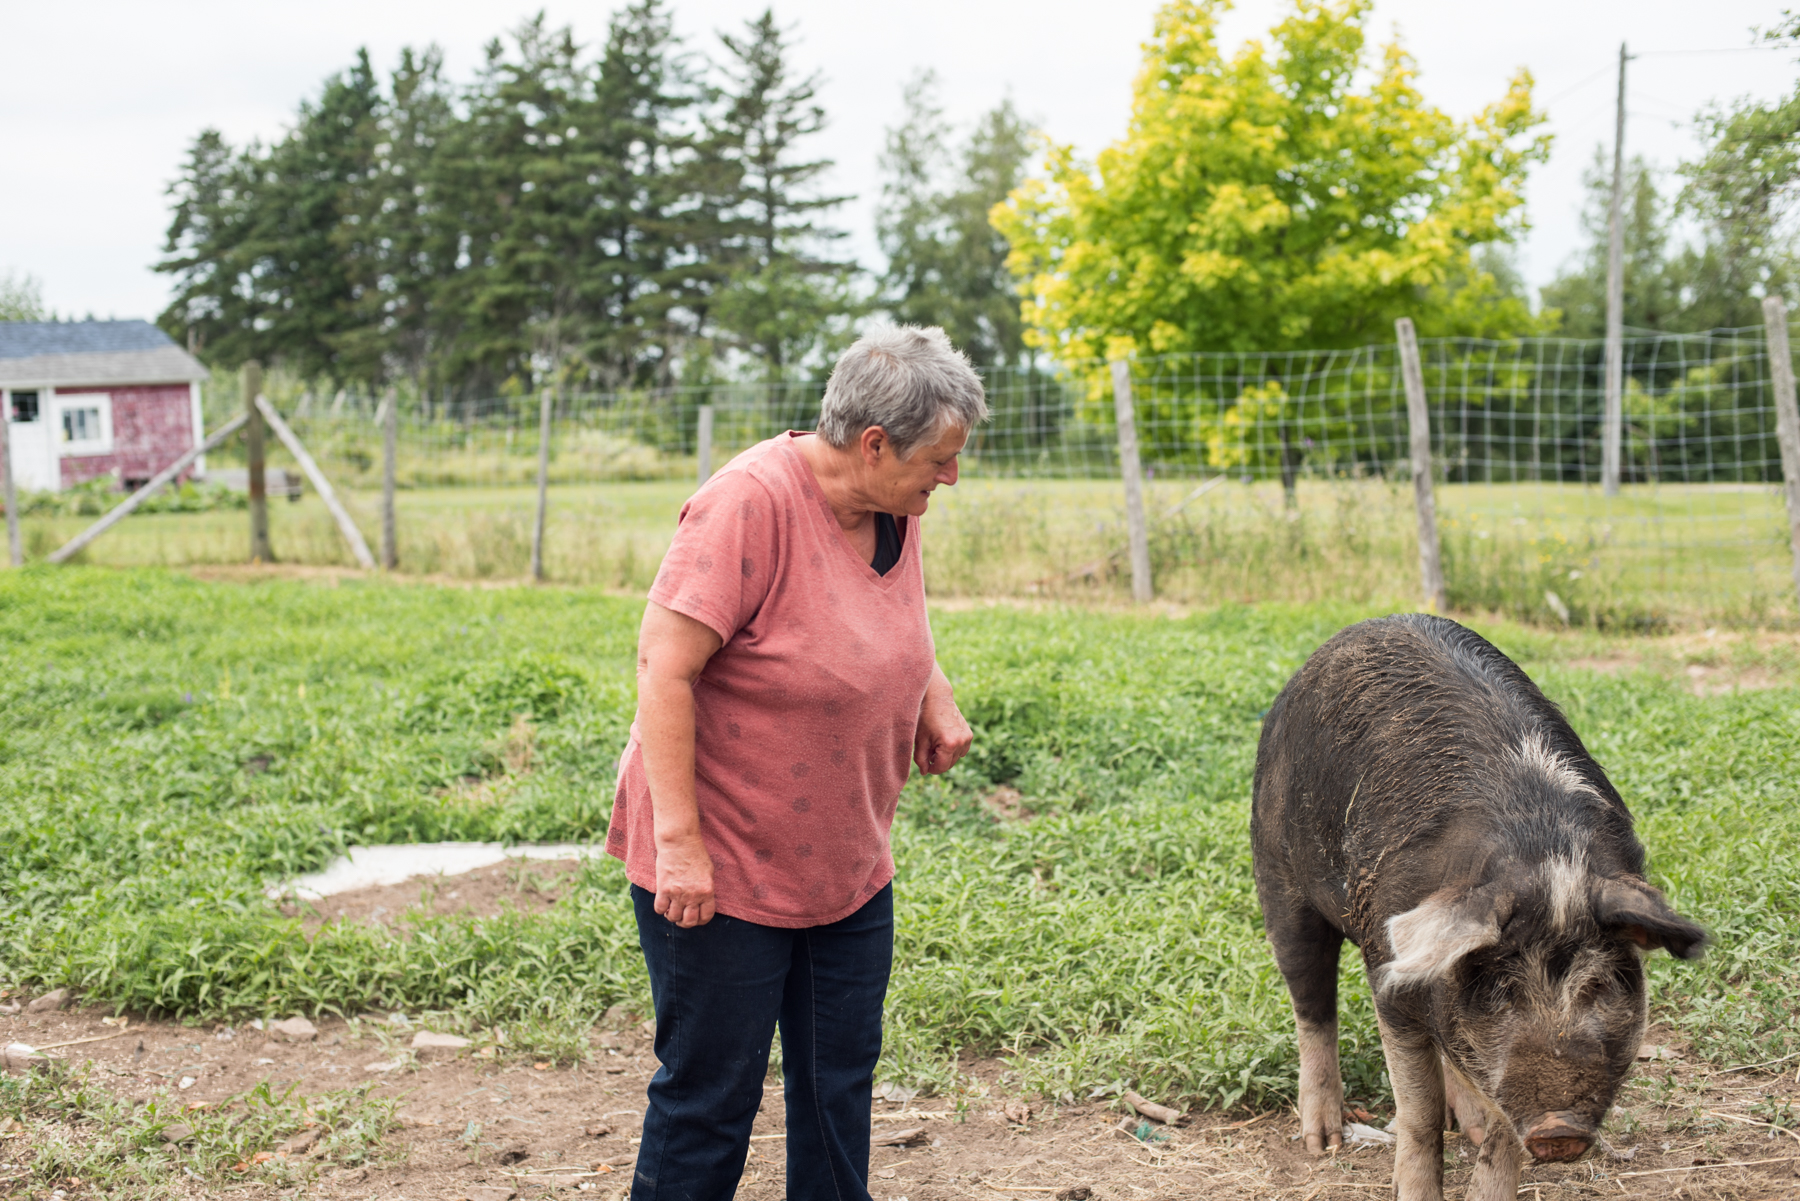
[0, 320, 208, 492]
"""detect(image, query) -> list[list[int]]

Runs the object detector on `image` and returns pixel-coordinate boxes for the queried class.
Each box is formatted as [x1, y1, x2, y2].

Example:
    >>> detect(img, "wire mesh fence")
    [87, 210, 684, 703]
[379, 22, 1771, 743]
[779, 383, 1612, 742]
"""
[41, 325, 1800, 625]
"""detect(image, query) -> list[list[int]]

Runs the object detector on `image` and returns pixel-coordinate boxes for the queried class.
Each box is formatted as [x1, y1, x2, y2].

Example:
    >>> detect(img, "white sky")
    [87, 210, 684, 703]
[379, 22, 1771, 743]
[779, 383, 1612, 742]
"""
[3, 0, 1796, 324]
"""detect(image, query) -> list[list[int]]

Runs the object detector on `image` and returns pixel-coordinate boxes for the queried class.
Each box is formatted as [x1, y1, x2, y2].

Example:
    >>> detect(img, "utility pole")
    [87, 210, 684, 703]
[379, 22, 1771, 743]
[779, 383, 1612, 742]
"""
[1602, 41, 1630, 497]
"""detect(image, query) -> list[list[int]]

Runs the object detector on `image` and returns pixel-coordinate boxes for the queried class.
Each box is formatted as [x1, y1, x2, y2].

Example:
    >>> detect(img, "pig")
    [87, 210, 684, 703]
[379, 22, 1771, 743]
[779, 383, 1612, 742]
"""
[1251, 614, 1706, 1201]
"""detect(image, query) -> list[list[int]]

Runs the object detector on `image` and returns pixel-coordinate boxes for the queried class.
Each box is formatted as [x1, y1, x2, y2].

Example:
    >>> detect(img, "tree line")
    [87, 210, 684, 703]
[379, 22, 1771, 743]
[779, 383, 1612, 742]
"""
[157, 2, 1033, 398]
[153, 0, 1800, 403]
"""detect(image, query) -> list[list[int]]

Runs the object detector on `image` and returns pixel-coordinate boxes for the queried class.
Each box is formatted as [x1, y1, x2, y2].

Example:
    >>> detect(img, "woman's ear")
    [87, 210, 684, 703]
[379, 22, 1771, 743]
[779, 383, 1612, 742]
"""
[858, 424, 890, 467]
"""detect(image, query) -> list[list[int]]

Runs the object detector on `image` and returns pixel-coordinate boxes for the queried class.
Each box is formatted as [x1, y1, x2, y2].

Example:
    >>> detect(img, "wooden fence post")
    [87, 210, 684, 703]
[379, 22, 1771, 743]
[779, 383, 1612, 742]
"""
[1109, 360, 1153, 603]
[1396, 319, 1448, 612]
[255, 397, 375, 569]
[696, 403, 714, 487]
[531, 387, 552, 582]
[1761, 296, 1800, 608]
[244, 360, 271, 563]
[1, 395, 19, 566]
[381, 387, 398, 570]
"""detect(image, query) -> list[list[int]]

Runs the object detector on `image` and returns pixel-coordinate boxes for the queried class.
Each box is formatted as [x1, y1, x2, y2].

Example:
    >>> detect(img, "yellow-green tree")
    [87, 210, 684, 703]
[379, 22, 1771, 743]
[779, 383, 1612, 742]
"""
[993, 0, 1550, 371]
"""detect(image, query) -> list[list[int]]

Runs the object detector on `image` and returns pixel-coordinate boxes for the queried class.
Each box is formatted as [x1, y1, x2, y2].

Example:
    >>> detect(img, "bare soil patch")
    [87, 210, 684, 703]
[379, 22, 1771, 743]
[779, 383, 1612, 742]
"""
[281, 859, 584, 936]
[5, 1006, 1797, 1200]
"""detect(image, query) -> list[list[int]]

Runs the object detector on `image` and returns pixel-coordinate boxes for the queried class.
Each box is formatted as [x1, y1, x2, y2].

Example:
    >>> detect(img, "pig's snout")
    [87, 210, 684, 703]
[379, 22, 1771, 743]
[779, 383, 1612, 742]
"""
[1523, 1112, 1593, 1162]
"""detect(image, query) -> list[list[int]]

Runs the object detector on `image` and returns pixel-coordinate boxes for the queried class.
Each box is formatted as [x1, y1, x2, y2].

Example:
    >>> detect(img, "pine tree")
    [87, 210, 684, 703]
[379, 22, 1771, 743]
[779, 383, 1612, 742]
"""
[704, 9, 857, 379]
[878, 73, 1033, 366]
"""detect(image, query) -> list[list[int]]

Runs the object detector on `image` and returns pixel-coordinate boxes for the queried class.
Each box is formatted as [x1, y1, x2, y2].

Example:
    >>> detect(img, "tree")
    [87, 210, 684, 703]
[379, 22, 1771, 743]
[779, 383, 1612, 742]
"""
[1676, 31, 1800, 329]
[878, 72, 1034, 367]
[0, 270, 48, 322]
[1540, 153, 1687, 337]
[704, 9, 858, 378]
[158, 53, 384, 380]
[992, 0, 1550, 372]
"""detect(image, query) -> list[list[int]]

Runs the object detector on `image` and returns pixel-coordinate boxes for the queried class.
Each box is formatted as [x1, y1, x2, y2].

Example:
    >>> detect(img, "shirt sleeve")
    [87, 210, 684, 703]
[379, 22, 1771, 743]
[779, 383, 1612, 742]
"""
[647, 469, 778, 645]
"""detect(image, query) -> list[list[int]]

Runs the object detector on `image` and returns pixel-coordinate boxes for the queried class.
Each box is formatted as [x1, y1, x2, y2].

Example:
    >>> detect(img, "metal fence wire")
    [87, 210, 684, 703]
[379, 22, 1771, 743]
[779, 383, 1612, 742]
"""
[270, 325, 1798, 622]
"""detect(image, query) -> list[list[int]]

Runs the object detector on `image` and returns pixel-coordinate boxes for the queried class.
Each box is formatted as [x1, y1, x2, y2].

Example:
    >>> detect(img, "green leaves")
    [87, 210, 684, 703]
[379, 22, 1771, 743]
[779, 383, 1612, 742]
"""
[993, 0, 1551, 368]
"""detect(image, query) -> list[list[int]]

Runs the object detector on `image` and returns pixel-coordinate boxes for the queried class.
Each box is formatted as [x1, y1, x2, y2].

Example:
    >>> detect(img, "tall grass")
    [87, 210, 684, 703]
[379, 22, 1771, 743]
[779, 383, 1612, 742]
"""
[16, 474, 1792, 626]
[0, 571, 1793, 1107]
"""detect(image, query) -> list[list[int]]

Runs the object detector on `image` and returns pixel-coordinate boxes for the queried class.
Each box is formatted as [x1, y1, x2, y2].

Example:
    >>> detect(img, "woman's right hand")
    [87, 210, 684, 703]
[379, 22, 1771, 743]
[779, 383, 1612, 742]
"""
[653, 832, 717, 928]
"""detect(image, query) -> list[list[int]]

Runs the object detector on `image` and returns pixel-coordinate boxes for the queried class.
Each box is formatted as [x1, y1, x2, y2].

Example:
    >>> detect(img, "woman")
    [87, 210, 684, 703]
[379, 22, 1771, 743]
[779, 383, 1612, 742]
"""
[605, 325, 987, 1199]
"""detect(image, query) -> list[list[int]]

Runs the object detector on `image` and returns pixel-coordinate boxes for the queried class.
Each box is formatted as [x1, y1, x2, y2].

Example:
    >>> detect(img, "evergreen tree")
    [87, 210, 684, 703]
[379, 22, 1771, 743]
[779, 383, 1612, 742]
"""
[1539, 152, 1686, 336]
[878, 72, 1033, 367]
[704, 9, 857, 378]
[159, 53, 384, 380]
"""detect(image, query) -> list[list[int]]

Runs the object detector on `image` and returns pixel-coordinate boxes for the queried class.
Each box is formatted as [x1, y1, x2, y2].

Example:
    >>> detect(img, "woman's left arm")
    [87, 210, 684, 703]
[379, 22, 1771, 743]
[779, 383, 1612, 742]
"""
[914, 663, 973, 775]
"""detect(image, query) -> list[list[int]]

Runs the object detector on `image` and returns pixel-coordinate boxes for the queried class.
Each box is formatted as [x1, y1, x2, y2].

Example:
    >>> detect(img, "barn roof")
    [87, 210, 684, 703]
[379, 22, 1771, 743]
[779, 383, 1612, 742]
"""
[0, 320, 208, 388]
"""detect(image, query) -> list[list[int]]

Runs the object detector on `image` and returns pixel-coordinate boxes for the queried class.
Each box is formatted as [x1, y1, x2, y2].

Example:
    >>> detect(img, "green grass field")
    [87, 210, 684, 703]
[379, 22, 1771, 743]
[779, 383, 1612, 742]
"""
[16, 473, 1794, 627]
[1, 569, 1794, 1111]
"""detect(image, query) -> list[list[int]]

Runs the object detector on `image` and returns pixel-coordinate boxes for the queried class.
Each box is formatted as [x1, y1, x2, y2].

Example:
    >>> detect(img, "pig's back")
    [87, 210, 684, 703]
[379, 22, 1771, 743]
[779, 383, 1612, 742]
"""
[1252, 614, 1640, 945]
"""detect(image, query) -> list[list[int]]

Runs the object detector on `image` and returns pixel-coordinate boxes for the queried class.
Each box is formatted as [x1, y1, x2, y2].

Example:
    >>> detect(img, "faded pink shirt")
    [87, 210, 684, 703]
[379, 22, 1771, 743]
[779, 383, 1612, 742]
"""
[605, 432, 938, 927]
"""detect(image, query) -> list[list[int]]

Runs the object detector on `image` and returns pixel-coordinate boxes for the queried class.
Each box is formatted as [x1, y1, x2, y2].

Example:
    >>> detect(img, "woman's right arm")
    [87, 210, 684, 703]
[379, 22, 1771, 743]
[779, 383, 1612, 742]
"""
[636, 600, 725, 928]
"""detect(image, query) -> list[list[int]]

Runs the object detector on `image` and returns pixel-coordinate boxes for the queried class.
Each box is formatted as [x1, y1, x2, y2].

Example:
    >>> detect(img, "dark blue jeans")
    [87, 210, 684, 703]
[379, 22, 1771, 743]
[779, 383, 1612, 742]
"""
[629, 882, 893, 1201]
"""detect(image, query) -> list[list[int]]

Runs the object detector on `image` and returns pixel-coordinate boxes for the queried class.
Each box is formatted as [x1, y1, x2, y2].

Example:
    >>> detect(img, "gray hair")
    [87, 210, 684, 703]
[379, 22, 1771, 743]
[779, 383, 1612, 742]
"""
[817, 326, 989, 458]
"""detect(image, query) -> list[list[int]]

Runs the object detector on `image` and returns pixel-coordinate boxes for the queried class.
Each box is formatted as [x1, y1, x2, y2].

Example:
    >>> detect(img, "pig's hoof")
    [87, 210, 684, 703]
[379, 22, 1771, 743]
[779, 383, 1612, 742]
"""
[1304, 1131, 1342, 1154]
[1462, 1122, 1486, 1147]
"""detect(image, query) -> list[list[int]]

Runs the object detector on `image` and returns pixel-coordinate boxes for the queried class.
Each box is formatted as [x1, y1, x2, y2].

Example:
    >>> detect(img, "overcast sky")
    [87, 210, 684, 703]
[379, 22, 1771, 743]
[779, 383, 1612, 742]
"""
[4, 0, 1796, 324]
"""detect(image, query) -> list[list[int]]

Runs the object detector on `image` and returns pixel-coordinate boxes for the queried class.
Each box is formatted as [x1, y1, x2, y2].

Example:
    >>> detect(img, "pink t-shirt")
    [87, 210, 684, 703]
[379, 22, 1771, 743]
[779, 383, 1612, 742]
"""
[606, 432, 938, 927]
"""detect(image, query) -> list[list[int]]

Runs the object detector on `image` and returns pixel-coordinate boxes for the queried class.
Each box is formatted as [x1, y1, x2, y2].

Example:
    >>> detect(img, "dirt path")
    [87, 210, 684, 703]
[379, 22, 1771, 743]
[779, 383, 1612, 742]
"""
[4, 999, 1797, 1201]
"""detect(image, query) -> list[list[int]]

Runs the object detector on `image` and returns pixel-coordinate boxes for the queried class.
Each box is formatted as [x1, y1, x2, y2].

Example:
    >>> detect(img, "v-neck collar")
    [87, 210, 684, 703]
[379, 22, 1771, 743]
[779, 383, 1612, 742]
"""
[780, 432, 911, 588]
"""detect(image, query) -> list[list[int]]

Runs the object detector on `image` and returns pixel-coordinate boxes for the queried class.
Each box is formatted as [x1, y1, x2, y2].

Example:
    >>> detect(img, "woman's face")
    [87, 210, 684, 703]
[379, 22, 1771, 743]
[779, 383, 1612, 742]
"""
[871, 422, 966, 517]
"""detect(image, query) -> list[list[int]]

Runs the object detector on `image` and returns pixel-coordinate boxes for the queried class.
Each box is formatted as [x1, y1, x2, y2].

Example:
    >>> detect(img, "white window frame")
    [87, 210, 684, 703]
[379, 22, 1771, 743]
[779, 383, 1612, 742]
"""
[52, 392, 114, 457]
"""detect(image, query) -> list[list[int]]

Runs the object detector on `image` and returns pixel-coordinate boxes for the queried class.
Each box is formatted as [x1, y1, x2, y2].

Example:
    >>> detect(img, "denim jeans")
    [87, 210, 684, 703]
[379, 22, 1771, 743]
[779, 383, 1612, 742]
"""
[629, 882, 893, 1201]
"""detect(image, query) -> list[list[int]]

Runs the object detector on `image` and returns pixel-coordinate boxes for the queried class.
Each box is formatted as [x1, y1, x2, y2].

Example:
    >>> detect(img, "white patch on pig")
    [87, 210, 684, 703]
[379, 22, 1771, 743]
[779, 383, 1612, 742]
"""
[1512, 731, 1599, 799]
[1543, 853, 1590, 931]
[1381, 891, 1502, 994]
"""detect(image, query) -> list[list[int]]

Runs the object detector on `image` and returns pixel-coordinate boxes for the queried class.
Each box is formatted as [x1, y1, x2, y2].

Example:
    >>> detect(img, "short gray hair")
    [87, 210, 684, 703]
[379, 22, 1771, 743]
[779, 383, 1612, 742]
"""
[817, 326, 989, 458]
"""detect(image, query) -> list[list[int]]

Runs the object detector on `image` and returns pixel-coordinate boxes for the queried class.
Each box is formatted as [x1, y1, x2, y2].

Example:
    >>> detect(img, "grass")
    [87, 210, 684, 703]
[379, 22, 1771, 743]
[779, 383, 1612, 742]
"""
[0, 1058, 397, 1198]
[14, 474, 1794, 627]
[0, 569, 1794, 1120]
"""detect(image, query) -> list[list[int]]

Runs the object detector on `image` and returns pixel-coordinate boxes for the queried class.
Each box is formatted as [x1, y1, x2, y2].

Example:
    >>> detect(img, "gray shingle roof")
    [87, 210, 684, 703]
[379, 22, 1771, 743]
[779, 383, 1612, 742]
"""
[0, 321, 208, 387]
[0, 320, 179, 360]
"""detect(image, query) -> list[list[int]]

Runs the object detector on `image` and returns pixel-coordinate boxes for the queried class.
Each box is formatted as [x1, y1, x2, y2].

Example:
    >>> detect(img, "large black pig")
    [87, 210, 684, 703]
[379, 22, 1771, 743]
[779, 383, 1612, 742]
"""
[1252, 614, 1706, 1201]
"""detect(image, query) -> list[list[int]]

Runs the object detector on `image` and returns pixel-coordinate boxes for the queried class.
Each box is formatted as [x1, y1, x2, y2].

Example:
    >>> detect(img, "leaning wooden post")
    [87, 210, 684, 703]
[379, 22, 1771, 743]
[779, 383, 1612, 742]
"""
[243, 360, 272, 563]
[1396, 318, 1448, 612]
[381, 387, 398, 570]
[1761, 296, 1800, 608]
[696, 403, 714, 487]
[47, 413, 250, 564]
[255, 398, 375, 569]
[0, 395, 20, 566]
[1109, 359, 1153, 603]
[530, 387, 552, 582]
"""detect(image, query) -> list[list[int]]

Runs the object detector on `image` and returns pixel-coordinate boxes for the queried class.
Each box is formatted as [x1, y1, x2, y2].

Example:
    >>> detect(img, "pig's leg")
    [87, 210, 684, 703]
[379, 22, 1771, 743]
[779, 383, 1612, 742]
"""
[1442, 1064, 1487, 1146]
[1263, 897, 1344, 1152]
[1376, 1010, 1445, 1201]
[1466, 1123, 1524, 1201]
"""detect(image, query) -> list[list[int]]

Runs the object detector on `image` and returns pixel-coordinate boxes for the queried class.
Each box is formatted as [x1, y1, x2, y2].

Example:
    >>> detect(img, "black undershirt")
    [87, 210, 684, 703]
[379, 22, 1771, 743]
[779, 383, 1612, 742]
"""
[871, 512, 902, 576]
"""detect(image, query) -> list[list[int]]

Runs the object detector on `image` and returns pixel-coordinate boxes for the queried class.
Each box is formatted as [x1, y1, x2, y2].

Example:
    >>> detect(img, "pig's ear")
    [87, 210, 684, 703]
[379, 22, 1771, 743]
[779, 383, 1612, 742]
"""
[1595, 879, 1708, 960]
[1380, 887, 1505, 994]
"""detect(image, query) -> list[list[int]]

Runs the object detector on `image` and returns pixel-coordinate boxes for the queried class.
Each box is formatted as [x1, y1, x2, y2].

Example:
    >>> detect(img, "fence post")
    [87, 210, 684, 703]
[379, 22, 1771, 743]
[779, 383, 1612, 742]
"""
[1109, 360, 1153, 602]
[1, 393, 19, 566]
[696, 403, 714, 487]
[381, 387, 398, 570]
[530, 387, 552, 582]
[244, 360, 271, 563]
[1761, 297, 1800, 608]
[1396, 319, 1448, 612]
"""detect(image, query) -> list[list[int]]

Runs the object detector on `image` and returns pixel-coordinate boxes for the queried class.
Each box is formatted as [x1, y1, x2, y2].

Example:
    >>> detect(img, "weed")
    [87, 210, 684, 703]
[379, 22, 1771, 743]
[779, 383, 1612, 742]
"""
[0, 571, 1793, 1111]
